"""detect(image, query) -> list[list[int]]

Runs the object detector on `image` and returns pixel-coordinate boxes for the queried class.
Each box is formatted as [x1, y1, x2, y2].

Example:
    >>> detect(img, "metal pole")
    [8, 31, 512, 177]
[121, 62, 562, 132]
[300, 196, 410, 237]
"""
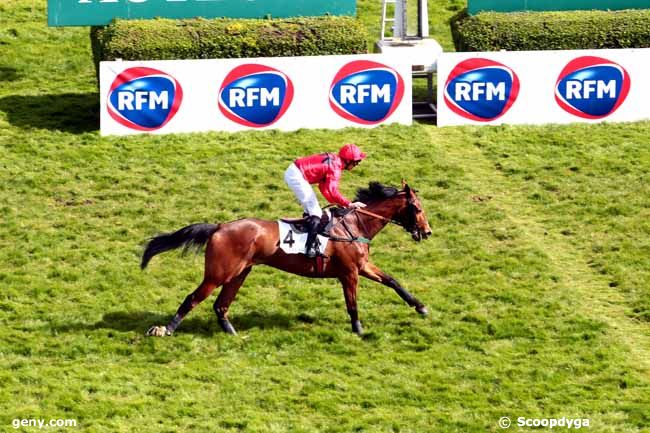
[394, 0, 406, 39]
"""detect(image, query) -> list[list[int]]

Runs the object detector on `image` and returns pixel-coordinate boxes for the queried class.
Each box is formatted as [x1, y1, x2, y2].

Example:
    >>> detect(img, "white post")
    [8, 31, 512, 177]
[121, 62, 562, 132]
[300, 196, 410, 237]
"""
[419, 0, 429, 38]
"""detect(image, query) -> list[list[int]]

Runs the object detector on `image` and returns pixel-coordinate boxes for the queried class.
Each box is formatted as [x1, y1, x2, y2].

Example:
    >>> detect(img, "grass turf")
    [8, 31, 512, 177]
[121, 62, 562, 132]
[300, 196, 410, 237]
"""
[1, 1, 649, 432]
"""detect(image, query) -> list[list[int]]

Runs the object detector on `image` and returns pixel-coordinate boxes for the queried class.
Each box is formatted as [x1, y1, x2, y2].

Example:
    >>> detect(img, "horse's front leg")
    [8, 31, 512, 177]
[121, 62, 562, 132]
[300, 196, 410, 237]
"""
[338, 271, 363, 335]
[360, 262, 428, 315]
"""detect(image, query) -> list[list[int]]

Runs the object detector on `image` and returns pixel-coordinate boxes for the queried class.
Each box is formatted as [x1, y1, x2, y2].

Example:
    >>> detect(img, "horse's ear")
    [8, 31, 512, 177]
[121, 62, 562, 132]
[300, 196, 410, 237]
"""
[401, 179, 410, 193]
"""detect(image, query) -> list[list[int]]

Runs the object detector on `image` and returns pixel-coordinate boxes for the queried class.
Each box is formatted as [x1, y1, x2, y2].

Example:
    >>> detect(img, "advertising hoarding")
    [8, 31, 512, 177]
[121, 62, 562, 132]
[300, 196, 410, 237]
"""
[100, 54, 412, 136]
[468, 0, 649, 14]
[437, 48, 650, 127]
[49, 0, 356, 27]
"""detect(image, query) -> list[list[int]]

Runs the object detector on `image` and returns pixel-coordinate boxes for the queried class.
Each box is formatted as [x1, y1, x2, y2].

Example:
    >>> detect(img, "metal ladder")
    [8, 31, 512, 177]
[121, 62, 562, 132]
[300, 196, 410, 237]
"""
[380, 0, 406, 40]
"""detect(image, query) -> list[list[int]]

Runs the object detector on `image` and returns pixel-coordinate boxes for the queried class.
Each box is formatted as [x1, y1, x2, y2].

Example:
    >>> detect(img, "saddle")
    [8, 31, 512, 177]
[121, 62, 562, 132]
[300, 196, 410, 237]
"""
[280, 207, 351, 237]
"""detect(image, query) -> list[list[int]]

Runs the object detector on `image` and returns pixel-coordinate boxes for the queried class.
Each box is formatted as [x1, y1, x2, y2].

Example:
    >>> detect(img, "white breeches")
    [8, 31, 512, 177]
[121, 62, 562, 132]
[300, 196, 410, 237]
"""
[284, 163, 322, 217]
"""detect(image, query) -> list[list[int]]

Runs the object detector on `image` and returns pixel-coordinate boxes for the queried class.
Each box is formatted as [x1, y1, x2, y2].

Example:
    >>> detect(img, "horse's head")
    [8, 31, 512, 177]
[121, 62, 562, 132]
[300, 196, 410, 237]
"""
[355, 181, 432, 242]
[396, 180, 432, 242]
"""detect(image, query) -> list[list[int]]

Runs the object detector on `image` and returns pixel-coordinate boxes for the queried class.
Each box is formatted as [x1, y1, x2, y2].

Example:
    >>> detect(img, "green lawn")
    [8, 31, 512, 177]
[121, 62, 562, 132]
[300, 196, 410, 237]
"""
[1, 1, 649, 432]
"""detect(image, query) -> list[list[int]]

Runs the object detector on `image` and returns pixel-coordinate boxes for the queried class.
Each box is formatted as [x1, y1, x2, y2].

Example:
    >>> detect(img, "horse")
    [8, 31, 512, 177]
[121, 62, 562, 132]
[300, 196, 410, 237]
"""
[141, 181, 432, 336]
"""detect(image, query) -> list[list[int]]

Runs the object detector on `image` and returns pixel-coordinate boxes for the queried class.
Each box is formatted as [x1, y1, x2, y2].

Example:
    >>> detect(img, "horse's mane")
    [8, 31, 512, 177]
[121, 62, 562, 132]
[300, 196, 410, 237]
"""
[354, 182, 400, 204]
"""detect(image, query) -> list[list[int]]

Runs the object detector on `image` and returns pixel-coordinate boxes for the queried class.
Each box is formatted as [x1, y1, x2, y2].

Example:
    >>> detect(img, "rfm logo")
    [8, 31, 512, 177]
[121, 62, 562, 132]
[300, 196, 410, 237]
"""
[329, 60, 405, 125]
[107, 67, 183, 131]
[218, 64, 294, 128]
[444, 58, 519, 122]
[555, 56, 631, 119]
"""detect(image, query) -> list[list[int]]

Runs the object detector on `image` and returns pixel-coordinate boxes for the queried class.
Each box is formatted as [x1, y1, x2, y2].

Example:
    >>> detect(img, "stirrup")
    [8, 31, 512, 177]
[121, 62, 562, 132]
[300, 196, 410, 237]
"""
[306, 235, 322, 258]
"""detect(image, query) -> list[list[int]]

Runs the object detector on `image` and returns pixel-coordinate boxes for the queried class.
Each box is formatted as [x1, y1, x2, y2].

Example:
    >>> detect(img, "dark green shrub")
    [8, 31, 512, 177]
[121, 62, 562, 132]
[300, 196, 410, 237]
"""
[451, 9, 650, 51]
[91, 16, 368, 76]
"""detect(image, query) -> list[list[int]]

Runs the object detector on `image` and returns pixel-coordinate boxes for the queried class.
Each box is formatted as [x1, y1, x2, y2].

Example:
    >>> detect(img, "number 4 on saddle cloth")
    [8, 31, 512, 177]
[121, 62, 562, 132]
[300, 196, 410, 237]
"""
[278, 210, 334, 256]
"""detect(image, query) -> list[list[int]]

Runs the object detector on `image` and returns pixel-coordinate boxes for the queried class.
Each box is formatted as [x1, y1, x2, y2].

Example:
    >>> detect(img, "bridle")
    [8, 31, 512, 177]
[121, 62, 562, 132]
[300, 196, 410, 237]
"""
[357, 200, 423, 236]
[327, 196, 424, 244]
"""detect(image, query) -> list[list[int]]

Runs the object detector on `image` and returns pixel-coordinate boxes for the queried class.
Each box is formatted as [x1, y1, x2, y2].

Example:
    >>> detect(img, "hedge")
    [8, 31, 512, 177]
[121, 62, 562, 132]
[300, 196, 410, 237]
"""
[91, 16, 368, 74]
[451, 9, 650, 51]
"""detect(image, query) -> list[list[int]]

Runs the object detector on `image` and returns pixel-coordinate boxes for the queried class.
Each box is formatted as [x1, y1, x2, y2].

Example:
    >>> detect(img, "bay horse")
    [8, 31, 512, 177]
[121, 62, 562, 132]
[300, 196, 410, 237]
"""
[142, 181, 432, 336]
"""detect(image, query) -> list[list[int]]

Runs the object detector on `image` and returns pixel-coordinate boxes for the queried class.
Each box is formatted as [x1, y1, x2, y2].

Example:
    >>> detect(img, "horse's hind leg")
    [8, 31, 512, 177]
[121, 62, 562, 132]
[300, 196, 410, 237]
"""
[213, 267, 252, 335]
[147, 278, 217, 337]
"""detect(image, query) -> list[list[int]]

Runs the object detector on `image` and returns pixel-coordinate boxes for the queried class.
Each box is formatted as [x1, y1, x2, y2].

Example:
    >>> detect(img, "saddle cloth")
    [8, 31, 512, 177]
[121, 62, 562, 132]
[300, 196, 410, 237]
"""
[277, 210, 331, 255]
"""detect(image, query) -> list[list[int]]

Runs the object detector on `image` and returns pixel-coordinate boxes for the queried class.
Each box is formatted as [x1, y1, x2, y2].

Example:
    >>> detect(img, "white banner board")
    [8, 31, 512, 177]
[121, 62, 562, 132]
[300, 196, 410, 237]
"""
[100, 54, 412, 136]
[437, 48, 650, 126]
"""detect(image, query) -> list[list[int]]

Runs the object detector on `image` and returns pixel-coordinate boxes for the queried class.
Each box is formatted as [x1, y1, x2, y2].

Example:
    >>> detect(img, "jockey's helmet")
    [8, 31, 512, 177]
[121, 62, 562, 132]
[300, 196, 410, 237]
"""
[339, 143, 367, 163]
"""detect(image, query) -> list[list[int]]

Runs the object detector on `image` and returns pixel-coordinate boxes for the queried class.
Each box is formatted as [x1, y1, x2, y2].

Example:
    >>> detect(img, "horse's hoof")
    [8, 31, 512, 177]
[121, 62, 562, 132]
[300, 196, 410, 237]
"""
[351, 321, 364, 336]
[147, 325, 170, 337]
[416, 305, 429, 316]
[219, 319, 238, 335]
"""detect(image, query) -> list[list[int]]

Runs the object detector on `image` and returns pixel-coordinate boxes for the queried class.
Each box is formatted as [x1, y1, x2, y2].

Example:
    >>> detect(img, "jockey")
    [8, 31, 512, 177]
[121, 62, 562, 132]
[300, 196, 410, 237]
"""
[284, 143, 367, 257]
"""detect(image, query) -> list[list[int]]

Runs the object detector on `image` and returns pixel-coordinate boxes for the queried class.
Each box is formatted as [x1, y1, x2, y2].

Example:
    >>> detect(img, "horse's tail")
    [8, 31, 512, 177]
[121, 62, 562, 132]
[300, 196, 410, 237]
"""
[140, 223, 221, 270]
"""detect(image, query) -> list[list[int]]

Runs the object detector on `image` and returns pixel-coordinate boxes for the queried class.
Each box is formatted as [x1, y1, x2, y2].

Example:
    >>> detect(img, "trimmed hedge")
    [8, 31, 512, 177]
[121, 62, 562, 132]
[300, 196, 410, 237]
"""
[91, 16, 368, 71]
[451, 9, 650, 51]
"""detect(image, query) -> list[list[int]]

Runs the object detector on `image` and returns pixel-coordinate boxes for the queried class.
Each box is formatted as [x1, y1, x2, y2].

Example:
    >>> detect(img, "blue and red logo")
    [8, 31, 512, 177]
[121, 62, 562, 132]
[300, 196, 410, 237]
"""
[329, 60, 405, 125]
[555, 56, 630, 119]
[107, 67, 183, 131]
[444, 58, 519, 122]
[218, 64, 294, 128]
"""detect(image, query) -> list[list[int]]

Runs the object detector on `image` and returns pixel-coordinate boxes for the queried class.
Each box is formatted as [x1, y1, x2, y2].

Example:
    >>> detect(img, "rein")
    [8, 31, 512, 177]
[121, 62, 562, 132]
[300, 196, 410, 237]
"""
[355, 207, 404, 227]
[326, 206, 404, 244]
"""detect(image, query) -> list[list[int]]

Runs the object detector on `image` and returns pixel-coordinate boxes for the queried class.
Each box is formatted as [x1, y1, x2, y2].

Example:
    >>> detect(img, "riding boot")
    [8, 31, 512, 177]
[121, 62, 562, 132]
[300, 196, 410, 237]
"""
[304, 215, 321, 258]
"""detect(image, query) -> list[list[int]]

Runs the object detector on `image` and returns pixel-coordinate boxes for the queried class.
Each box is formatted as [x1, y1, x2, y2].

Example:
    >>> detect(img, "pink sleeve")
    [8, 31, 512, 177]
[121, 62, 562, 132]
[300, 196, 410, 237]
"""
[319, 175, 351, 207]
